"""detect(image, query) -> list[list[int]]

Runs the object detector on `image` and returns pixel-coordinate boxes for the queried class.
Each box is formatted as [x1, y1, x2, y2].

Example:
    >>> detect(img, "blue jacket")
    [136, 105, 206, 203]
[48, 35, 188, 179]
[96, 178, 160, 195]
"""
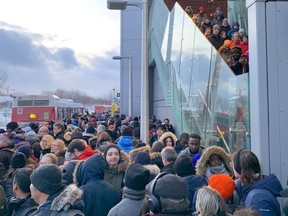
[117, 136, 133, 153]
[237, 174, 283, 216]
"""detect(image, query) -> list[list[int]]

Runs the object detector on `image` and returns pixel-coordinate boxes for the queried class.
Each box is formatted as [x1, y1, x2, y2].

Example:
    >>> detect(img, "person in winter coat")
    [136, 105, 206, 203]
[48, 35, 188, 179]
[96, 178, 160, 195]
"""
[196, 145, 234, 179]
[50, 139, 66, 166]
[232, 149, 283, 216]
[117, 126, 134, 153]
[67, 138, 98, 160]
[108, 163, 150, 216]
[104, 144, 131, 200]
[9, 168, 37, 216]
[74, 155, 119, 216]
[159, 131, 178, 147]
[30, 164, 84, 216]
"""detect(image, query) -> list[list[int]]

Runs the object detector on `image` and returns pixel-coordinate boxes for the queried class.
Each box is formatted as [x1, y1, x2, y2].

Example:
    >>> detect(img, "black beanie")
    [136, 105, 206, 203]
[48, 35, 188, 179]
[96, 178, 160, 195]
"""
[11, 152, 27, 169]
[104, 144, 121, 159]
[153, 174, 188, 199]
[30, 164, 63, 195]
[233, 149, 243, 175]
[133, 152, 151, 165]
[173, 155, 195, 177]
[125, 163, 150, 190]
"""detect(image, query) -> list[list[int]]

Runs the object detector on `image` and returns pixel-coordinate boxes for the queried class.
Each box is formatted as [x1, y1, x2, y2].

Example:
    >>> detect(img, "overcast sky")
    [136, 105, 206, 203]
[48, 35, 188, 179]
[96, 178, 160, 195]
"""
[0, 0, 121, 98]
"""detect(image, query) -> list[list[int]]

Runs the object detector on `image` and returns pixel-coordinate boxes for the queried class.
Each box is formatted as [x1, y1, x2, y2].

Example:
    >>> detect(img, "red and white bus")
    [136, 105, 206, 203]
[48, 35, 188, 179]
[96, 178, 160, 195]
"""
[11, 94, 84, 123]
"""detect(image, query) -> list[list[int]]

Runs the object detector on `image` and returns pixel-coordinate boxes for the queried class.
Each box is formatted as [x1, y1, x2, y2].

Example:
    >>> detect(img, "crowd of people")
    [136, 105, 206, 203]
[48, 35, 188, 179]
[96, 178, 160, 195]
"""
[185, 5, 249, 76]
[0, 112, 287, 215]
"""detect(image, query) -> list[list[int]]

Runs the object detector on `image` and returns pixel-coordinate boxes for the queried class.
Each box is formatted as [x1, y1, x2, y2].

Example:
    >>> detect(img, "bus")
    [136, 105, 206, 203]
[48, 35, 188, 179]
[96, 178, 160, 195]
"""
[11, 94, 84, 123]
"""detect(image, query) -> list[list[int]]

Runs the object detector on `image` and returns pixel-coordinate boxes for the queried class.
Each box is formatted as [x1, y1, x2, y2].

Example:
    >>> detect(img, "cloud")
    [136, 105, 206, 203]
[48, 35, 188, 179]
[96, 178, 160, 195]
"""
[0, 26, 120, 98]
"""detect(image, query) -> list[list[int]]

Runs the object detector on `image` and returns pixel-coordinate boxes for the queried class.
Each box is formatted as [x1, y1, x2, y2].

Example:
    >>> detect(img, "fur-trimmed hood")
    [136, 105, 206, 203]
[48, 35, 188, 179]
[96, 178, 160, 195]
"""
[159, 131, 178, 144]
[196, 145, 234, 177]
[113, 151, 131, 173]
[50, 184, 84, 213]
[150, 152, 162, 160]
[143, 164, 161, 182]
[129, 144, 151, 158]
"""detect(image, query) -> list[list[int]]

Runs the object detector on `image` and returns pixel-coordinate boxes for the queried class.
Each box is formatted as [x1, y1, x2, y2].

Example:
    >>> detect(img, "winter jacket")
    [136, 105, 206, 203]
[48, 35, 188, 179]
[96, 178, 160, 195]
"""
[30, 184, 84, 216]
[108, 187, 146, 216]
[105, 151, 131, 200]
[78, 145, 97, 160]
[11, 197, 37, 216]
[117, 136, 134, 153]
[0, 147, 14, 177]
[178, 146, 204, 162]
[237, 174, 283, 216]
[209, 34, 224, 50]
[74, 155, 119, 216]
[161, 162, 175, 174]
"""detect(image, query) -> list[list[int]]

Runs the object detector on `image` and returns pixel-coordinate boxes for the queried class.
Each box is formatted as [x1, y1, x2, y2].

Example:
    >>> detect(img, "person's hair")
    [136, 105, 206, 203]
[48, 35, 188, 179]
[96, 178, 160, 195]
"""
[13, 168, 33, 193]
[53, 123, 64, 131]
[97, 124, 106, 132]
[160, 197, 190, 213]
[41, 153, 58, 165]
[67, 139, 87, 153]
[95, 132, 112, 149]
[163, 118, 170, 123]
[52, 139, 66, 155]
[179, 133, 189, 141]
[188, 133, 201, 141]
[151, 141, 165, 153]
[40, 135, 54, 149]
[163, 136, 175, 146]
[233, 208, 260, 216]
[233, 150, 261, 185]
[39, 126, 49, 134]
[161, 147, 177, 162]
[196, 186, 227, 216]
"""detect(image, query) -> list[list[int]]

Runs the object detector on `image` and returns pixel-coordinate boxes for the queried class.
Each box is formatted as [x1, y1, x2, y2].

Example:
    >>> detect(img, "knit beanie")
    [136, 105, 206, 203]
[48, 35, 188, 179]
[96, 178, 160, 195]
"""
[30, 164, 63, 195]
[11, 152, 27, 169]
[0, 133, 12, 145]
[125, 163, 150, 190]
[152, 174, 188, 199]
[6, 122, 19, 132]
[26, 131, 37, 141]
[208, 174, 235, 200]
[104, 144, 121, 159]
[86, 126, 96, 134]
[173, 155, 195, 177]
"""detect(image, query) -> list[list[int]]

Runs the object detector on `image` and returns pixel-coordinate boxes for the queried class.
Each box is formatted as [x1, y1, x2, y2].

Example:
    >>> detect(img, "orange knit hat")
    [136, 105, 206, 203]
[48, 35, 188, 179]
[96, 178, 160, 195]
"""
[208, 174, 235, 200]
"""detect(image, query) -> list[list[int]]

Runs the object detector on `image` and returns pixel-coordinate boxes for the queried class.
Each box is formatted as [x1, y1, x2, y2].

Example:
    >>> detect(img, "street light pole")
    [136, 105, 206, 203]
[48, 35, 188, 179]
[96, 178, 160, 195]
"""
[112, 55, 133, 117]
[108, 0, 149, 144]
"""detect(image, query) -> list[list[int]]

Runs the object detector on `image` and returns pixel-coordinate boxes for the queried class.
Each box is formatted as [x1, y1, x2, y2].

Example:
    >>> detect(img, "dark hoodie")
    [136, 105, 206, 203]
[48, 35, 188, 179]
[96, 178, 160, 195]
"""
[237, 174, 283, 216]
[74, 155, 119, 216]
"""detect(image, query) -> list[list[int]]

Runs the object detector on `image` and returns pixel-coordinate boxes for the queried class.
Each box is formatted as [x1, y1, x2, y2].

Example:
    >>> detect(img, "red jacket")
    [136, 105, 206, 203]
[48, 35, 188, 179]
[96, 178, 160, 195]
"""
[78, 145, 98, 160]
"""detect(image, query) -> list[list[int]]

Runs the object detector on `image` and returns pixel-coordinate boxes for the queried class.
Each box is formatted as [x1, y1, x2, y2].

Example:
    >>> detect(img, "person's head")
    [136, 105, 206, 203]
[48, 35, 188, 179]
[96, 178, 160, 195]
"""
[204, 27, 211, 37]
[53, 123, 64, 135]
[50, 139, 66, 154]
[6, 121, 19, 135]
[40, 134, 54, 149]
[161, 147, 177, 166]
[212, 24, 220, 35]
[163, 118, 170, 125]
[222, 18, 229, 26]
[13, 168, 33, 197]
[232, 149, 261, 186]
[208, 154, 223, 167]
[151, 141, 165, 153]
[30, 164, 63, 204]
[96, 124, 106, 134]
[173, 155, 195, 177]
[67, 139, 87, 159]
[208, 174, 235, 200]
[40, 153, 58, 165]
[238, 28, 245, 37]
[104, 144, 121, 168]
[0, 133, 12, 148]
[124, 163, 150, 190]
[156, 125, 165, 137]
[179, 133, 189, 149]
[199, 6, 204, 13]
[188, 133, 201, 153]
[232, 22, 239, 30]
[232, 32, 240, 44]
[196, 186, 227, 215]
[243, 35, 248, 44]
[122, 126, 133, 136]
[146, 173, 190, 214]
[204, 18, 210, 24]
